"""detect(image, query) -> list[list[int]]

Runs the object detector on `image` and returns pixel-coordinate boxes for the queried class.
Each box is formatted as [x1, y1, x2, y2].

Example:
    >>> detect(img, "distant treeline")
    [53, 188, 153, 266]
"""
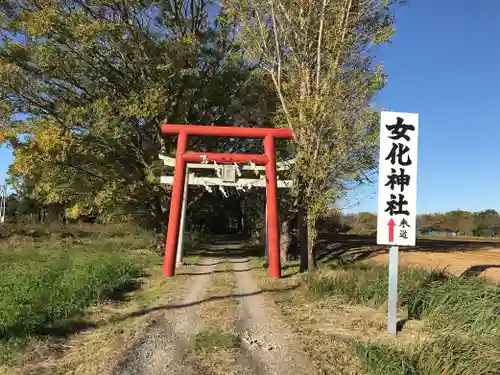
[4, 194, 499, 239]
[323, 209, 500, 237]
[1, 192, 265, 238]
[2, 195, 69, 224]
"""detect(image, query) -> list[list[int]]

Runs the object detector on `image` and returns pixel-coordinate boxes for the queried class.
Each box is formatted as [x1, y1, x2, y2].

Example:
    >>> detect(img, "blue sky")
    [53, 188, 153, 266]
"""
[342, 0, 500, 214]
[0, 147, 13, 186]
[1, 0, 500, 214]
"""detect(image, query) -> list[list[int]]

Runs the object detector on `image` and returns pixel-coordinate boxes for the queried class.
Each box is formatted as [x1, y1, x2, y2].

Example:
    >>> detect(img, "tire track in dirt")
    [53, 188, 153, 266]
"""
[113, 258, 218, 375]
[183, 258, 262, 375]
[231, 259, 316, 375]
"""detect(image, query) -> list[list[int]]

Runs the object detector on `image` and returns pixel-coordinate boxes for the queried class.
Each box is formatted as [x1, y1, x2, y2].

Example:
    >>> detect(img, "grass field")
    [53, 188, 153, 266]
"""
[254, 253, 500, 375]
[2, 224, 499, 374]
[0, 223, 160, 364]
[306, 263, 500, 335]
[342, 264, 500, 375]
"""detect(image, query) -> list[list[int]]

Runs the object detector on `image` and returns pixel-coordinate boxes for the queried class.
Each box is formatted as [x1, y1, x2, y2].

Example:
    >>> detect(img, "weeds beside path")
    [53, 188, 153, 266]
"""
[0, 226, 158, 365]
[251, 255, 500, 375]
[0, 224, 195, 375]
[1, 232, 318, 375]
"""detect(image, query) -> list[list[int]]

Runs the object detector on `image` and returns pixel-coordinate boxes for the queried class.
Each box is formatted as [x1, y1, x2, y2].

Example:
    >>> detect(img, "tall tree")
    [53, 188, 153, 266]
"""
[351, 211, 377, 234]
[0, 0, 276, 234]
[445, 210, 474, 235]
[227, 0, 403, 269]
[474, 209, 500, 236]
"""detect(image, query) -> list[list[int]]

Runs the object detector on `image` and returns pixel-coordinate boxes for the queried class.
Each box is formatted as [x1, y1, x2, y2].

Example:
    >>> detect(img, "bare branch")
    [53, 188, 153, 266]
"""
[269, 0, 282, 88]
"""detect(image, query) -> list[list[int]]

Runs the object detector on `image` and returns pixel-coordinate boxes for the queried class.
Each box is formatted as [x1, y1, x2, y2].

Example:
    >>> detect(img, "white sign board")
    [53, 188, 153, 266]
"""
[377, 111, 419, 246]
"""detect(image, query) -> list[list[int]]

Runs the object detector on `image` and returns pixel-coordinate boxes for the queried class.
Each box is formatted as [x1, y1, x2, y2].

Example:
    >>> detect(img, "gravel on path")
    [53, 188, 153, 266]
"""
[113, 258, 217, 375]
[232, 259, 315, 375]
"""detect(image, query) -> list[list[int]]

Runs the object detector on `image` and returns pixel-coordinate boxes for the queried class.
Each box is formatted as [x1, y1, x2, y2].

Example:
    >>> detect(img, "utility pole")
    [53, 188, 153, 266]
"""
[0, 184, 6, 224]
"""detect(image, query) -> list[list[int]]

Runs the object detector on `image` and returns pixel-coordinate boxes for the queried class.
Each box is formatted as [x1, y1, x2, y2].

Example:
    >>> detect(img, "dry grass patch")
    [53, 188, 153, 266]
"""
[291, 260, 500, 375]
[356, 330, 500, 375]
[273, 288, 367, 375]
[250, 258, 427, 374]
[247, 258, 362, 374]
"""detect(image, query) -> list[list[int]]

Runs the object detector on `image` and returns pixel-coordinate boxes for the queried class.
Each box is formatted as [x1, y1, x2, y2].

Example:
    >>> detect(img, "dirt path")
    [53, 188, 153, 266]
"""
[107, 239, 500, 374]
[113, 252, 316, 375]
[231, 259, 315, 375]
[114, 258, 218, 375]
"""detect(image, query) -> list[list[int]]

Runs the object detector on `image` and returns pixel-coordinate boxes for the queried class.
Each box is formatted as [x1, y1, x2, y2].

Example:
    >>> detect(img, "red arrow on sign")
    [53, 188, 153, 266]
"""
[388, 218, 396, 242]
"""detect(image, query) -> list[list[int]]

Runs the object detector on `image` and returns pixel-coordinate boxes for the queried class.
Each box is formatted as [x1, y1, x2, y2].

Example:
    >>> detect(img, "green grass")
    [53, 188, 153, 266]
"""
[304, 261, 500, 374]
[194, 329, 241, 351]
[355, 341, 417, 375]
[305, 263, 500, 336]
[181, 255, 202, 265]
[0, 225, 159, 363]
[356, 333, 500, 375]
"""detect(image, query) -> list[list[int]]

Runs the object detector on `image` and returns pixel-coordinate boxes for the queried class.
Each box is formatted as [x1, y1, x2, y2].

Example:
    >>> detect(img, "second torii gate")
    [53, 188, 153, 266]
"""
[161, 124, 294, 279]
[159, 154, 294, 268]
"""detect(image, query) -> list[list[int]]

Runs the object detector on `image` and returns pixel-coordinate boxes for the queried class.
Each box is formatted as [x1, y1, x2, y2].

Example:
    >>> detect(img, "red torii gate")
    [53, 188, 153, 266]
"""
[161, 124, 293, 279]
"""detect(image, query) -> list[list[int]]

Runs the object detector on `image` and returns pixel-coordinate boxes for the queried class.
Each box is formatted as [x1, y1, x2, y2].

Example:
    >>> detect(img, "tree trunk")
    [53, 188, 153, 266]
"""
[237, 203, 244, 234]
[152, 194, 168, 255]
[307, 213, 317, 271]
[298, 207, 309, 273]
[280, 218, 292, 264]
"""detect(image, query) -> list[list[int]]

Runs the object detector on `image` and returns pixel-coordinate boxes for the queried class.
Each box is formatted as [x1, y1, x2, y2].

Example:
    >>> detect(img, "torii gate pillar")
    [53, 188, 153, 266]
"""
[161, 124, 293, 279]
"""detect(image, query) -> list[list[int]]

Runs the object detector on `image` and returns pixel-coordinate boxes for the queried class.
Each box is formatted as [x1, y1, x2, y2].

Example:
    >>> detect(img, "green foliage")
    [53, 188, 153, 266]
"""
[226, 0, 404, 270]
[226, 0, 403, 217]
[306, 265, 389, 306]
[473, 209, 500, 236]
[349, 212, 377, 235]
[442, 210, 475, 234]
[407, 276, 500, 336]
[340, 209, 500, 237]
[0, 0, 277, 231]
[0, 226, 157, 362]
[396, 268, 449, 318]
[411, 334, 500, 375]
[355, 342, 417, 375]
